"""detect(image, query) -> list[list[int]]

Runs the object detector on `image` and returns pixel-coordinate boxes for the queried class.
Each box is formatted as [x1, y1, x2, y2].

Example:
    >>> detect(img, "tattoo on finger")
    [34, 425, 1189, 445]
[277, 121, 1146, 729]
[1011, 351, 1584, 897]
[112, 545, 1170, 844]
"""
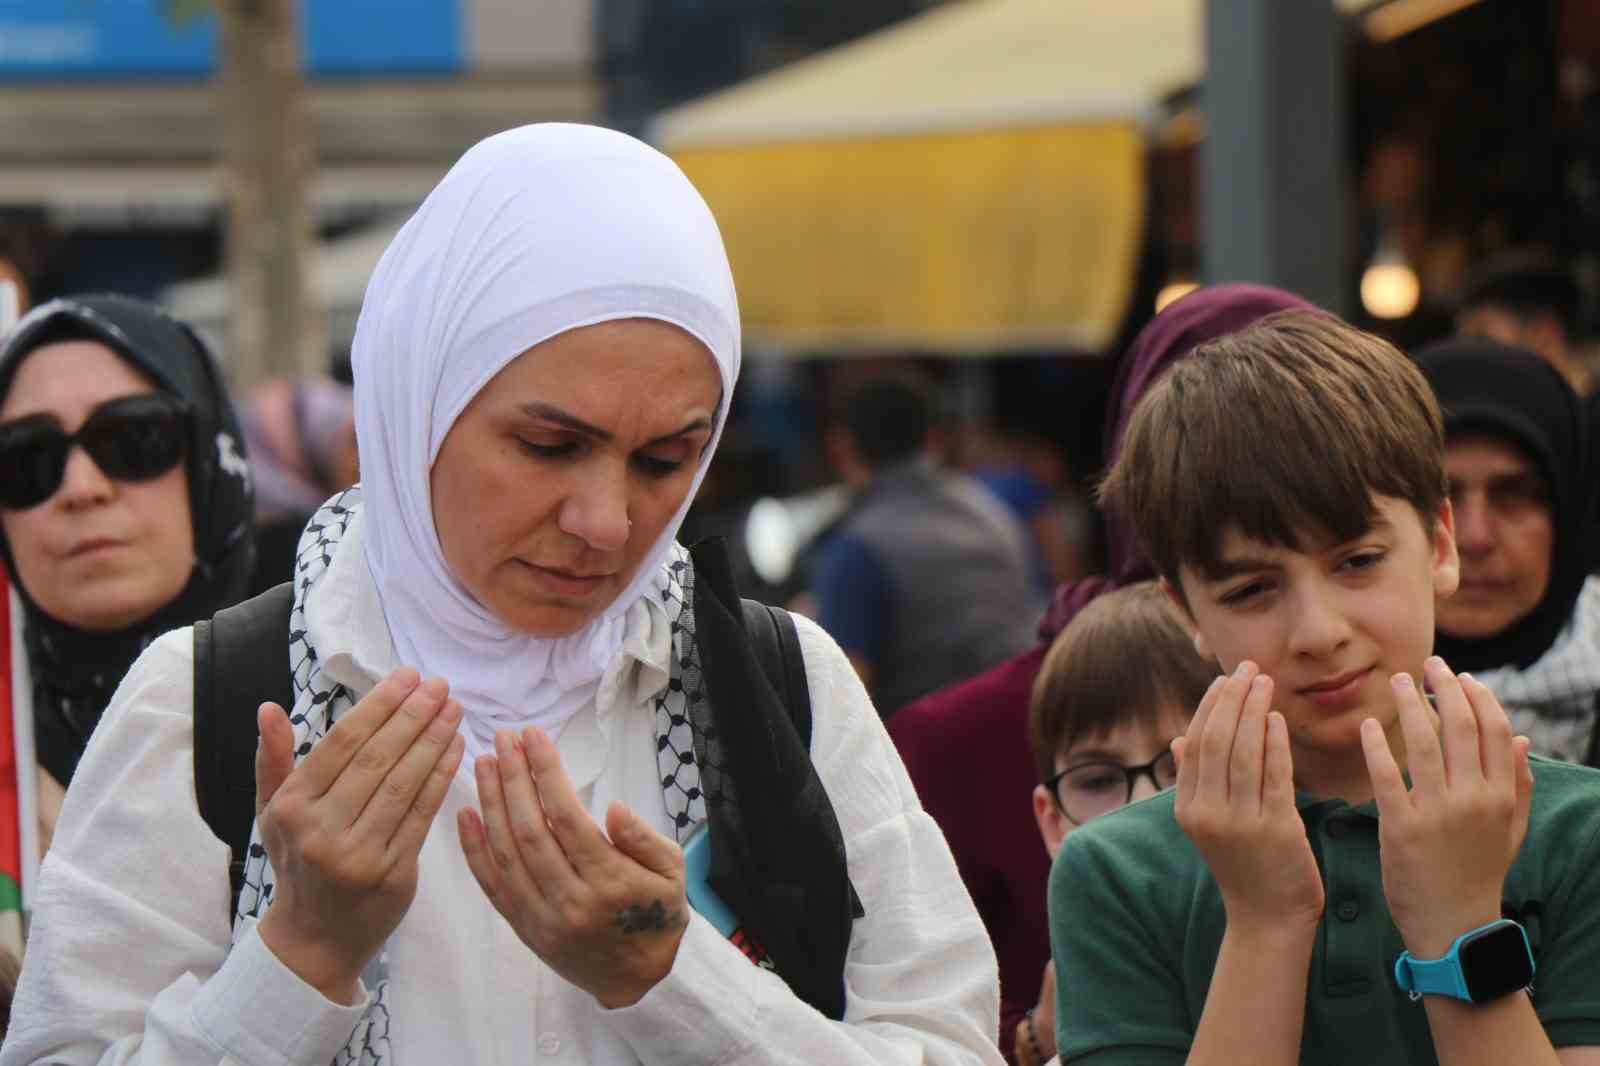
[615, 899, 684, 935]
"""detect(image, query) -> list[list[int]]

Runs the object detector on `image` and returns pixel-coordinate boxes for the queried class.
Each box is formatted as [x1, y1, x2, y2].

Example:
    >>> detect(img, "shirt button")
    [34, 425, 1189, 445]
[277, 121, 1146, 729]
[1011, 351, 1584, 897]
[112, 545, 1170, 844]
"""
[1336, 898, 1360, 922]
[538, 1033, 561, 1056]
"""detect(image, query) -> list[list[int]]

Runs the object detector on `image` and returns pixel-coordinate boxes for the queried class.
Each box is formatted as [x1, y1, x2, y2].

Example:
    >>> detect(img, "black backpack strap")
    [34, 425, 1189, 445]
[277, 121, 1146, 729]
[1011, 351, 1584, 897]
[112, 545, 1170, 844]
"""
[742, 596, 863, 920]
[741, 598, 811, 748]
[739, 596, 863, 919]
[192, 581, 296, 919]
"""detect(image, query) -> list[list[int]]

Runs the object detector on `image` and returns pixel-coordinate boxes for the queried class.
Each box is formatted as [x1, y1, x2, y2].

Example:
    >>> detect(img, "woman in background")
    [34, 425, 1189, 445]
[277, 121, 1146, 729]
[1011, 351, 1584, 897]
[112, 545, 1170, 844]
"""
[0, 293, 253, 899]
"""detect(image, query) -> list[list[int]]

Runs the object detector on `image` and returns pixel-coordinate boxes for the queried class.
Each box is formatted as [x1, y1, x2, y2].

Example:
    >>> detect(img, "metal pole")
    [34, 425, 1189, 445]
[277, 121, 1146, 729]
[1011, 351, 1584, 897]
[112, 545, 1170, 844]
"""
[1202, 0, 1348, 314]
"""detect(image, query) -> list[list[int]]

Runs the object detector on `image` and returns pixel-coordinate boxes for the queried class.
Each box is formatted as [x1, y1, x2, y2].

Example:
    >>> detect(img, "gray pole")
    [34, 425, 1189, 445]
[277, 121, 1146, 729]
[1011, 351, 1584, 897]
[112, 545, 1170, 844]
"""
[1202, 0, 1348, 314]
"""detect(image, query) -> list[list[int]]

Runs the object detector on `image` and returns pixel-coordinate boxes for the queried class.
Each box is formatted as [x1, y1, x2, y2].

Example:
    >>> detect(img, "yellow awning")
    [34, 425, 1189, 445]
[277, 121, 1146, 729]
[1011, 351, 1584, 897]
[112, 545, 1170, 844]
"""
[675, 123, 1143, 352]
[656, 0, 1377, 355]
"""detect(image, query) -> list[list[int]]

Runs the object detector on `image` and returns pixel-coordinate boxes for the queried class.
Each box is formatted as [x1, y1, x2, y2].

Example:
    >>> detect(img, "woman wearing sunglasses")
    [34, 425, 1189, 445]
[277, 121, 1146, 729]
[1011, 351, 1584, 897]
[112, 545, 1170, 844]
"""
[0, 294, 255, 870]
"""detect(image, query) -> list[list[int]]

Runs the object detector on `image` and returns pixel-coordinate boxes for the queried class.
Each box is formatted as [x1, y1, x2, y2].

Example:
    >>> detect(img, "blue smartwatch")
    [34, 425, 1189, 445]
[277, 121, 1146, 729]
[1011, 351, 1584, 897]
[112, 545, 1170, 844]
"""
[1393, 919, 1535, 1004]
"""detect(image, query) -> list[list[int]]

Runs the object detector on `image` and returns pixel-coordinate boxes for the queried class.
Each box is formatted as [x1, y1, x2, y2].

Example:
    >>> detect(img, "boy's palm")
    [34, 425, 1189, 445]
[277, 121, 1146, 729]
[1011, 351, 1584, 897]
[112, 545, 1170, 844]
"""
[1174, 665, 1325, 935]
[1360, 659, 1534, 958]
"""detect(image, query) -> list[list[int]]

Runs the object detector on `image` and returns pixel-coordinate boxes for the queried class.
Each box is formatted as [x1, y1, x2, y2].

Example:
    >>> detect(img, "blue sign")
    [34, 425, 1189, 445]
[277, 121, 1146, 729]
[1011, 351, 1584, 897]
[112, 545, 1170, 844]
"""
[0, 1, 462, 78]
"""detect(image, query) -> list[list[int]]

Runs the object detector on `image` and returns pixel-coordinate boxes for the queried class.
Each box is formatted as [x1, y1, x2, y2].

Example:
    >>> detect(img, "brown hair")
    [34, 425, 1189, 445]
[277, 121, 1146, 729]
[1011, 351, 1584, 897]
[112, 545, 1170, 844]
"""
[1098, 310, 1446, 591]
[1029, 581, 1217, 781]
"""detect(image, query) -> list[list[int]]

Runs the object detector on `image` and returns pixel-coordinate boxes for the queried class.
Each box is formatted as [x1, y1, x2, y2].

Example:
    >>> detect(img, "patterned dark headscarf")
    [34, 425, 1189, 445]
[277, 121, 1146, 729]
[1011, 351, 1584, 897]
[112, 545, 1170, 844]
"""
[0, 294, 255, 783]
[1417, 339, 1592, 672]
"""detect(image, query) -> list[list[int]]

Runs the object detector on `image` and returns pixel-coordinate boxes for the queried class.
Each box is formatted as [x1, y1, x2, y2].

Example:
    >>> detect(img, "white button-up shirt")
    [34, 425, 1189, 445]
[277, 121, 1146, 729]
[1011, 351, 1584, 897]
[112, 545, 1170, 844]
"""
[4, 521, 1003, 1066]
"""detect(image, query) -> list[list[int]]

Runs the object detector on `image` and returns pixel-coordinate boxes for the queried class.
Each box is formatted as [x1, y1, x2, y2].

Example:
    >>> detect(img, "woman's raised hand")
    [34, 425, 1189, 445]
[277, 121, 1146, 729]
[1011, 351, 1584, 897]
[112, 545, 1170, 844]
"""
[458, 726, 689, 1009]
[253, 667, 465, 1005]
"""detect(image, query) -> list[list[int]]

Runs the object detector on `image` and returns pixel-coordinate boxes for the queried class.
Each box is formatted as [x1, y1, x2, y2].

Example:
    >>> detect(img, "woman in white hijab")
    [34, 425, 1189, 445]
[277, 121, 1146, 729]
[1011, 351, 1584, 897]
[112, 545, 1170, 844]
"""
[2, 125, 1002, 1065]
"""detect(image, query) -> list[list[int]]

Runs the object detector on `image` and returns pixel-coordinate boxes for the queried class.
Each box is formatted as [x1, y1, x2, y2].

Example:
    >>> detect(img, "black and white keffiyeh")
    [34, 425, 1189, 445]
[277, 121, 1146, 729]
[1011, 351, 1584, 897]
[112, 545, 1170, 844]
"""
[1476, 576, 1600, 765]
[232, 489, 714, 1063]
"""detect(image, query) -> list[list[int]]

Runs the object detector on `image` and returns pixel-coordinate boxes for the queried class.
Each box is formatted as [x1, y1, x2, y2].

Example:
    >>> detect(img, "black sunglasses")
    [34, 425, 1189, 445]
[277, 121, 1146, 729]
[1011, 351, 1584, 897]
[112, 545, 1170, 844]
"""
[0, 393, 190, 510]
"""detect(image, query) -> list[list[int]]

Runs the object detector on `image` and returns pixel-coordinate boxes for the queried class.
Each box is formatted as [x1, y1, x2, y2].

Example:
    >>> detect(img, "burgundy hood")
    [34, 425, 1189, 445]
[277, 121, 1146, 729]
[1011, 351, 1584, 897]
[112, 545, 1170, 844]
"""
[1038, 283, 1317, 640]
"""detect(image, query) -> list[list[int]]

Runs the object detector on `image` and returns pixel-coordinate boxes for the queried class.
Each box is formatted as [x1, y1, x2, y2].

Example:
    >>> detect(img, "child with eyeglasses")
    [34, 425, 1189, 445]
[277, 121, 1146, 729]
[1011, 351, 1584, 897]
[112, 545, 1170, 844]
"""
[1018, 581, 1216, 1066]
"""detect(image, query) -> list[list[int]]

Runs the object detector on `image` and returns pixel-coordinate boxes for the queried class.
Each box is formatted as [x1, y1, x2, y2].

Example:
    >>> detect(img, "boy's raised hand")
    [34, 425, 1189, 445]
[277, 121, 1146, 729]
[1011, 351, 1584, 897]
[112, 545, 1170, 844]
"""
[1173, 661, 1325, 936]
[1360, 658, 1534, 959]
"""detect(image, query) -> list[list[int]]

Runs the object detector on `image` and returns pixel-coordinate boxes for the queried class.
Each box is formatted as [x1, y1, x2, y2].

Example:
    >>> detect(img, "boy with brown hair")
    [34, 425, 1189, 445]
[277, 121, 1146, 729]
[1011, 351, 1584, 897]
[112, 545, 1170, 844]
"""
[1018, 581, 1216, 1066]
[1051, 310, 1600, 1065]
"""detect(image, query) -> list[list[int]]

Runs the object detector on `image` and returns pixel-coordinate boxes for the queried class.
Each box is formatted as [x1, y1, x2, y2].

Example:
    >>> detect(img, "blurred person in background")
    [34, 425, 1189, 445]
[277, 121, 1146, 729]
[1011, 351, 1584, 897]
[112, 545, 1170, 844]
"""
[240, 375, 358, 595]
[1455, 250, 1590, 397]
[1418, 339, 1599, 766]
[1456, 251, 1600, 551]
[0, 294, 254, 884]
[810, 369, 1037, 716]
[888, 283, 1314, 1064]
[969, 423, 1093, 597]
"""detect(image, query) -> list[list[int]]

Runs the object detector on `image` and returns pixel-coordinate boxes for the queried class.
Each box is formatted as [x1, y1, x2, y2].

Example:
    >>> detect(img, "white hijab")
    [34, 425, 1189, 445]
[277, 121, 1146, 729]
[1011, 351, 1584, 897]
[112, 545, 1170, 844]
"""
[350, 123, 740, 758]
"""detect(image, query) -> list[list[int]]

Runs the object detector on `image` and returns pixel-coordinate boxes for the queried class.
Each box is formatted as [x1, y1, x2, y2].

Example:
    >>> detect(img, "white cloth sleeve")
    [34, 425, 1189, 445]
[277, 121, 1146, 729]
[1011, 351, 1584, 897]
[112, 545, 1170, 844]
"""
[603, 615, 1004, 1066]
[0, 630, 370, 1066]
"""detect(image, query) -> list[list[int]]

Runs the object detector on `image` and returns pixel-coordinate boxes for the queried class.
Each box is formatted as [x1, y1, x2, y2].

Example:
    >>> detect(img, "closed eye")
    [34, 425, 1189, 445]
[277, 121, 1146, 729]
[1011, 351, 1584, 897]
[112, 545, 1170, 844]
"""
[1339, 550, 1385, 574]
[633, 453, 686, 478]
[517, 433, 693, 478]
[517, 438, 576, 460]
[1219, 580, 1269, 606]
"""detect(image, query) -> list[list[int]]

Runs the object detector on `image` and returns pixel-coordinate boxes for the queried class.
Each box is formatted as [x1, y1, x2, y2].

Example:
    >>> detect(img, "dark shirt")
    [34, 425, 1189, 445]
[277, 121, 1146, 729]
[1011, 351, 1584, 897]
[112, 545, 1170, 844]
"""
[1051, 757, 1600, 1064]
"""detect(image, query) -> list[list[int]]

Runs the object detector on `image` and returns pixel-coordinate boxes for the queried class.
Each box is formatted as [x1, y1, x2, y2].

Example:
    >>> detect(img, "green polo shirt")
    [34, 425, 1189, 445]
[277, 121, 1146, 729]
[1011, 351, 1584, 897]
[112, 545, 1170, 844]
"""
[1048, 756, 1600, 1064]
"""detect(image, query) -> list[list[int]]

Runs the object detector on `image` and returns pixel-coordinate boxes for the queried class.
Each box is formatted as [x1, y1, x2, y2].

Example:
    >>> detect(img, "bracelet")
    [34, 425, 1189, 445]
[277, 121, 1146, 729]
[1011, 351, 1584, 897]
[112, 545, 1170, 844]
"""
[1022, 1007, 1047, 1064]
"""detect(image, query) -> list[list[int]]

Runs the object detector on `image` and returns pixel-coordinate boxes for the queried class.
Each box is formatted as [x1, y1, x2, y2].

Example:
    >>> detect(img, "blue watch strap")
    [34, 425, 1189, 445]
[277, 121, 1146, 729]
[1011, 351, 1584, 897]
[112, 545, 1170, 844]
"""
[1394, 944, 1474, 1000]
[1393, 919, 1531, 1002]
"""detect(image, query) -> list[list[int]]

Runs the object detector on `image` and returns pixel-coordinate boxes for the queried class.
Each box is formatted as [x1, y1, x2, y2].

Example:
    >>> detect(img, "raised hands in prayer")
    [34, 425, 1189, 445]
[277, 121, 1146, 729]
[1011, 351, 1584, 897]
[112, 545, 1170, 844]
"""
[459, 725, 690, 1009]
[253, 667, 466, 1005]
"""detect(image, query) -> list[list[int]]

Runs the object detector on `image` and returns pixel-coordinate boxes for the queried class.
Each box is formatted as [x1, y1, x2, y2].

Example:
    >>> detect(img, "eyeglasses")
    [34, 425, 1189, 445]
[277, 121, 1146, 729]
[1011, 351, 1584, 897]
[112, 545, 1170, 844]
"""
[1044, 748, 1179, 826]
[0, 393, 190, 510]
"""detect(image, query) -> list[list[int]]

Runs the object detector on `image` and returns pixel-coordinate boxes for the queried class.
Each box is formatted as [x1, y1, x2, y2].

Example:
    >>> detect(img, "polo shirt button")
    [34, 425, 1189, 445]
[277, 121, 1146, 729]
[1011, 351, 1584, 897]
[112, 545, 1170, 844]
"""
[1326, 819, 1350, 839]
[538, 1033, 561, 1056]
[1336, 898, 1360, 922]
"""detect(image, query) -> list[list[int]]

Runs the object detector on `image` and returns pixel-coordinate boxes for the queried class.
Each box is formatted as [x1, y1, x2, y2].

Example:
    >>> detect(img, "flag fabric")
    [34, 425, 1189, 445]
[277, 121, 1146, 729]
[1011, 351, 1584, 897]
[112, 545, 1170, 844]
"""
[0, 573, 23, 956]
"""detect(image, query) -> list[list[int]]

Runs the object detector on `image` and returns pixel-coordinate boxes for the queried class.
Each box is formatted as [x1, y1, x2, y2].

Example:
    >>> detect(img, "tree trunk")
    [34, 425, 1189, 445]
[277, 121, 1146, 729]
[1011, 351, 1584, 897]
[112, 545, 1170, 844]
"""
[218, 0, 322, 390]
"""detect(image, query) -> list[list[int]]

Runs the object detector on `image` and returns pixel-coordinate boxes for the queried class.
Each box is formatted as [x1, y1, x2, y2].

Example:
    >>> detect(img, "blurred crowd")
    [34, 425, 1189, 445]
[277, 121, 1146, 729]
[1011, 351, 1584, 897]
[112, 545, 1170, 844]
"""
[0, 127, 1597, 1065]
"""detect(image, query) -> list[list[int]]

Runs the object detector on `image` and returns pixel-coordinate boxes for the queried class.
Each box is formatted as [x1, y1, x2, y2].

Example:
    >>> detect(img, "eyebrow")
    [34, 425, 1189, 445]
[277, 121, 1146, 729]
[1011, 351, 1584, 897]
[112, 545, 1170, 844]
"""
[1201, 554, 1281, 583]
[1203, 517, 1395, 582]
[518, 402, 712, 447]
[1061, 748, 1128, 764]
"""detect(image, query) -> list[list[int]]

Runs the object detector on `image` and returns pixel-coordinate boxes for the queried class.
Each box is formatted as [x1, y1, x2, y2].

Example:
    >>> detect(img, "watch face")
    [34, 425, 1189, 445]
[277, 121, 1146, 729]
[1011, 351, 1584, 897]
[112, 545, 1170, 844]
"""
[1460, 923, 1535, 1002]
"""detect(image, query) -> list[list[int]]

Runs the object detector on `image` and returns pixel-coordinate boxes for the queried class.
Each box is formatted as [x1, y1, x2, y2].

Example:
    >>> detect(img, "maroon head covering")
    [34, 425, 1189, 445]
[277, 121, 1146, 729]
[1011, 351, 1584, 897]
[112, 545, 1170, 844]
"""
[1038, 283, 1316, 638]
